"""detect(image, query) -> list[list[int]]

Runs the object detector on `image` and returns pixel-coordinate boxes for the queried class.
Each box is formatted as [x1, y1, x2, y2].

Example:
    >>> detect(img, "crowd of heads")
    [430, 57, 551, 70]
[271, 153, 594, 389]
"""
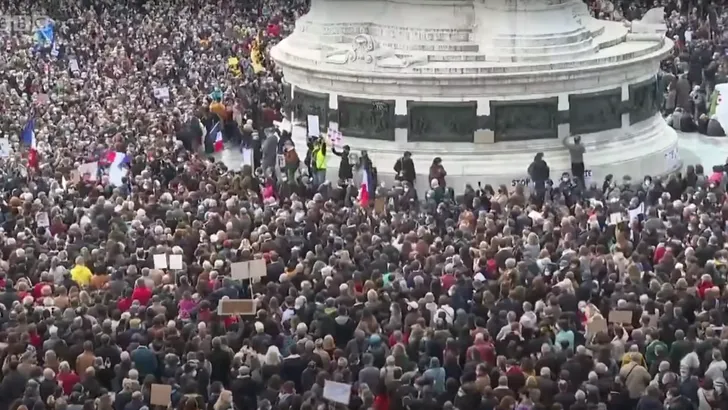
[0, 1, 726, 410]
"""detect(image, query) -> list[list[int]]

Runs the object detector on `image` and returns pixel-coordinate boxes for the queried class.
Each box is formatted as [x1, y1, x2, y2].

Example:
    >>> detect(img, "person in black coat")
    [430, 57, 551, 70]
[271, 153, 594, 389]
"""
[332, 145, 353, 183]
[209, 338, 232, 387]
[0, 360, 28, 409]
[528, 152, 550, 205]
[230, 366, 259, 410]
[394, 151, 416, 185]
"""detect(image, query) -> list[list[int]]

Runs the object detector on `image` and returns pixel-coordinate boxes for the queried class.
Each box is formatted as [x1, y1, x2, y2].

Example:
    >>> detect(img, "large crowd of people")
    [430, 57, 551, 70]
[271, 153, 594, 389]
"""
[0, 1, 725, 410]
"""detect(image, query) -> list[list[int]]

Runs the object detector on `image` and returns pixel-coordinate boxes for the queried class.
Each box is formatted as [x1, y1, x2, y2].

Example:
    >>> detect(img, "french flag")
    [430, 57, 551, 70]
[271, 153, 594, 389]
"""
[208, 121, 224, 152]
[21, 116, 38, 169]
[105, 151, 130, 168]
[359, 168, 369, 206]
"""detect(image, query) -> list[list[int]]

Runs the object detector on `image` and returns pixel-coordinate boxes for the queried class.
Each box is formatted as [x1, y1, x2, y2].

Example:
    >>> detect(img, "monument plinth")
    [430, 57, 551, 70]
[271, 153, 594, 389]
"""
[271, 0, 678, 191]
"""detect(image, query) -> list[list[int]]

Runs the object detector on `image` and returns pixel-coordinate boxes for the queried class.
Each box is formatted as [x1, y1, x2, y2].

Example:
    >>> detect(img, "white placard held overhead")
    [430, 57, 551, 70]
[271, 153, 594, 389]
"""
[153, 254, 168, 270]
[0, 138, 11, 158]
[77, 162, 99, 181]
[36, 212, 50, 227]
[153, 87, 170, 102]
[628, 203, 645, 223]
[169, 254, 183, 270]
[609, 212, 623, 225]
[231, 261, 249, 280]
[69, 58, 80, 74]
[241, 147, 254, 168]
[323, 380, 351, 405]
[307, 115, 320, 137]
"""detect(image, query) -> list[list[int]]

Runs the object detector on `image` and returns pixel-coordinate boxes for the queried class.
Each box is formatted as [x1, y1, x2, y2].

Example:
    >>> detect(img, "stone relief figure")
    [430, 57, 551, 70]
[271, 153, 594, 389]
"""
[293, 96, 326, 125]
[411, 114, 430, 136]
[370, 102, 391, 132]
[324, 33, 427, 69]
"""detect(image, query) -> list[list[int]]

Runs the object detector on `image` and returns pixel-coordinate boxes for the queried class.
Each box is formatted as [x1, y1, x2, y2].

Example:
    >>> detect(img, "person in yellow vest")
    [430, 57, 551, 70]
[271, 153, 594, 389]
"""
[311, 137, 327, 187]
[70, 256, 92, 287]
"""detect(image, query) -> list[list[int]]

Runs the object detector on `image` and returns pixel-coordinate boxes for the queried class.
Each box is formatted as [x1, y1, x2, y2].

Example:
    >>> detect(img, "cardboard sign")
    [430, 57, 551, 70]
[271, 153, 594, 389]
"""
[374, 197, 386, 214]
[608, 310, 633, 324]
[323, 380, 351, 405]
[150, 384, 172, 406]
[586, 315, 608, 338]
[169, 254, 183, 270]
[153, 254, 168, 270]
[231, 259, 267, 280]
[218, 299, 256, 316]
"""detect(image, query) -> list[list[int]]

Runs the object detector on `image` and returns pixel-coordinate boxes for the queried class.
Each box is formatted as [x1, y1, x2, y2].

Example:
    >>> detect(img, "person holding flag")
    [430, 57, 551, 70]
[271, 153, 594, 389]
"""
[205, 121, 224, 154]
[21, 114, 38, 170]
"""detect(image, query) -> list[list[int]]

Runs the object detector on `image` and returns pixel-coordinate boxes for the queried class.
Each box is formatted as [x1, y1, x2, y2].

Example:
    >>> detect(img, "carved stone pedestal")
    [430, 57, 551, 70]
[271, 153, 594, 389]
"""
[271, 1, 678, 187]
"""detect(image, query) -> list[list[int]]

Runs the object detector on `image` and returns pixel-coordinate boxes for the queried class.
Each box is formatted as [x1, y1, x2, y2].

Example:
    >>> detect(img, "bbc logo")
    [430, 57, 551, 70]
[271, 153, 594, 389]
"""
[0, 15, 51, 33]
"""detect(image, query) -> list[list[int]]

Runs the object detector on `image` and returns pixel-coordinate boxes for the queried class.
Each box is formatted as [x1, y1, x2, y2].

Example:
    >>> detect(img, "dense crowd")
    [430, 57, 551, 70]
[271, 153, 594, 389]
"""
[0, 1, 727, 410]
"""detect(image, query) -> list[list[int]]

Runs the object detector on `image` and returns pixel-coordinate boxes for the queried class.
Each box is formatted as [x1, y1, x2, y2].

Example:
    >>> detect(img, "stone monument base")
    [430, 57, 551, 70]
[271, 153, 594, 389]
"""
[291, 113, 680, 193]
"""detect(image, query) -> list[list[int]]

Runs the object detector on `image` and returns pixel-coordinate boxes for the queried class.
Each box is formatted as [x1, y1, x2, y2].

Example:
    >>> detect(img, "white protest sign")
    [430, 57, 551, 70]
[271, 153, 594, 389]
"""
[153, 254, 168, 270]
[273, 118, 292, 133]
[241, 147, 254, 168]
[609, 212, 623, 225]
[584, 169, 593, 187]
[231, 261, 249, 280]
[169, 254, 183, 270]
[36, 212, 50, 227]
[307, 115, 320, 137]
[153, 87, 170, 102]
[0, 138, 11, 158]
[77, 162, 99, 181]
[628, 203, 645, 223]
[664, 148, 680, 170]
[323, 380, 351, 405]
[69, 58, 80, 74]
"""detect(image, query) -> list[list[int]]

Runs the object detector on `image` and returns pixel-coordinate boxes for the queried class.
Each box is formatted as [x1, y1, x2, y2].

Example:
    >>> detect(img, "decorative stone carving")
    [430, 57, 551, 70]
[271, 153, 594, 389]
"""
[629, 78, 659, 125]
[324, 34, 427, 68]
[338, 98, 395, 140]
[569, 89, 622, 134]
[347, 34, 376, 64]
[492, 100, 558, 141]
[408, 103, 476, 142]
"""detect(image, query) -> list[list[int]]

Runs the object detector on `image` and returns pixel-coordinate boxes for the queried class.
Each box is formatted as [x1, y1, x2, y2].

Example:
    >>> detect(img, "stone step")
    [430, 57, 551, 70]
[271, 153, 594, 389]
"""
[482, 27, 595, 47]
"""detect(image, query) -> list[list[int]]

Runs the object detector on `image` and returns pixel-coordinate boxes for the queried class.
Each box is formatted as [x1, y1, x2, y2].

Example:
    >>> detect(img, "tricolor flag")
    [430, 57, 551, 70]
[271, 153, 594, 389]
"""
[359, 168, 369, 206]
[105, 151, 130, 168]
[207, 121, 224, 152]
[21, 116, 38, 169]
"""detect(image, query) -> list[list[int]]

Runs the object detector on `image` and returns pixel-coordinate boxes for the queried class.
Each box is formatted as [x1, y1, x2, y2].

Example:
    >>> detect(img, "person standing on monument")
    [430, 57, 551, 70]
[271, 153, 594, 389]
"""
[394, 151, 416, 186]
[528, 152, 550, 206]
[564, 135, 586, 188]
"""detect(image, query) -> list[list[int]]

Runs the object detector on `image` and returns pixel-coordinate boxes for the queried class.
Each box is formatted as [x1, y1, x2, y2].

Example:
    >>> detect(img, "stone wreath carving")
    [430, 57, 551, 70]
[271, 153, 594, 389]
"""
[346, 34, 376, 64]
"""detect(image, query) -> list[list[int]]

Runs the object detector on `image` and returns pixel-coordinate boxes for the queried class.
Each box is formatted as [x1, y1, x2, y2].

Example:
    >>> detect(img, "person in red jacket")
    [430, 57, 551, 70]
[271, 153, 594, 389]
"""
[131, 278, 152, 306]
[698, 274, 714, 299]
[57, 361, 81, 396]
